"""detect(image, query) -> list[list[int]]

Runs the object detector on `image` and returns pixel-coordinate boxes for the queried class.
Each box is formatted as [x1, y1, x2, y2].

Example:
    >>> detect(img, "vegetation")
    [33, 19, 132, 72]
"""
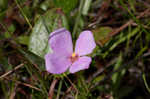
[0, 0, 150, 99]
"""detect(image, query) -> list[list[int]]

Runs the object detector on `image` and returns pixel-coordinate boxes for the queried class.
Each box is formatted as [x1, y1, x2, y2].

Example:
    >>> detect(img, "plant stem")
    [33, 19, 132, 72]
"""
[142, 73, 150, 93]
[56, 79, 63, 99]
[72, 0, 85, 39]
[15, 0, 32, 29]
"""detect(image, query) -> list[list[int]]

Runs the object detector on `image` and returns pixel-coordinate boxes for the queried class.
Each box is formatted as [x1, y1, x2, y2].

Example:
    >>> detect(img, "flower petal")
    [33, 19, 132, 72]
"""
[45, 53, 71, 74]
[69, 56, 91, 73]
[49, 28, 73, 56]
[75, 31, 96, 56]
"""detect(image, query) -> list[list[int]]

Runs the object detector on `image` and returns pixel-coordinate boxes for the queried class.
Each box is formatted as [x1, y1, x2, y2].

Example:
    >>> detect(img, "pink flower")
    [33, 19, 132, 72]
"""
[45, 28, 96, 74]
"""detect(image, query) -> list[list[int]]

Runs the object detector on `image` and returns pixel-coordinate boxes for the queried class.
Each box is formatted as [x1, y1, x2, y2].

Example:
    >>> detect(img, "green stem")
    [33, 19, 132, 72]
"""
[142, 73, 150, 93]
[56, 79, 63, 99]
[72, 0, 85, 39]
[15, 0, 32, 29]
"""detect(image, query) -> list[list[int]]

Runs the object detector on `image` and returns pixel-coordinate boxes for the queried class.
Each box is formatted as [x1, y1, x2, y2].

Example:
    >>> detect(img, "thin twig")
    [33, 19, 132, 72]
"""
[48, 79, 58, 99]
[21, 82, 41, 91]
[0, 63, 24, 79]
[63, 74, 78, 94]
[4, 77, 42, 92]
[9, 84, 18, 99]
[110, 9, 150, 36]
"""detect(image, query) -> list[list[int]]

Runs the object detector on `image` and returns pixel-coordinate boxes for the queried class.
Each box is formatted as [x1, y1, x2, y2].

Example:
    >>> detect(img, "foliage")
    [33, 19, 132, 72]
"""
[0, 0, 150, 99]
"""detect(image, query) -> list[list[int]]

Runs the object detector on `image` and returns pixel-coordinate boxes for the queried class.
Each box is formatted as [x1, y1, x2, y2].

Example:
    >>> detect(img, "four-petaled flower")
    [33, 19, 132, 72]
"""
[45, 28, 96, 74]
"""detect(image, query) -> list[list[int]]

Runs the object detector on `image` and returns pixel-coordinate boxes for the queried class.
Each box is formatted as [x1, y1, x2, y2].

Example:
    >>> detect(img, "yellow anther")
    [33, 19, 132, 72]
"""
[72, 53, 76, 57]
[70, 53, 79, 63]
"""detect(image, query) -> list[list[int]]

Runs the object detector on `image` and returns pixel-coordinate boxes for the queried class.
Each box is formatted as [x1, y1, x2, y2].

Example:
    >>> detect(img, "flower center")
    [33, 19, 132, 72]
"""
[70, 52, 79, 63]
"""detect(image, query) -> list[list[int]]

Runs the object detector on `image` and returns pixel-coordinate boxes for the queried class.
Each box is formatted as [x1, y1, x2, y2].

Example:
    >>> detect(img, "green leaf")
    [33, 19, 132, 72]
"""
[4, 24, 15, 38]
[4, 32, 11, 38]
[92, 74, 105, 84]
[112, 53, 126, 97]
[29, 9, 69, 58]
[40, 0, 54, 11]
[93, 27, 112, 46]
[53, 0, 78, 13]
[7, 24, 16, 33]
[19, 49, 45, 70]
[16, 35, 29, 45]
[29, 19, 50, 58]
[112, 53, 125, 84]
[82, 0, 92, 15]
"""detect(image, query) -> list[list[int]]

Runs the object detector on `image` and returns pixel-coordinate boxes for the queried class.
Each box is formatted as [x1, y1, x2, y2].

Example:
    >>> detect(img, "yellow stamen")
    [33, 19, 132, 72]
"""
[72, 53, 76, 57]
[70, 53, 79, 63]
